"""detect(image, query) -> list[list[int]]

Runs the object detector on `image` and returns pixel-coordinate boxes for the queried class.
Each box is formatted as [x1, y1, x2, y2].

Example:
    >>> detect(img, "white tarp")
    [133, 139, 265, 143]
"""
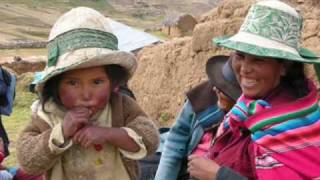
[108, 18, 162, 52]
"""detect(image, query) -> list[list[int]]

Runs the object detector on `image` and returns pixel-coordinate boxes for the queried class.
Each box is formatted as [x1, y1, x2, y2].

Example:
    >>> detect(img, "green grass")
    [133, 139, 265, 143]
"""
[2, 106, 33, 167]
[150, 30, 169, 40]
[1, 73, 38, 167]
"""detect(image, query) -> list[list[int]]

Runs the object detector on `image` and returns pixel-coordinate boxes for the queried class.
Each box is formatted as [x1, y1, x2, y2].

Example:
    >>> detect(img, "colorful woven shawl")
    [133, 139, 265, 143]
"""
[218, 81, 320, 179]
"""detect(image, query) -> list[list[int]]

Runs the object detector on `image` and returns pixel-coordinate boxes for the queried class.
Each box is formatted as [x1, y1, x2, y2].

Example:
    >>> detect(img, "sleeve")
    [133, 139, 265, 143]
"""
[154, 100, 195, 180]
[49, 122, 73, 154]
[216, 166, 248, 180]
[16, 113, 62, 175]
[122, 96, 160, 157]
[118, 127, 147, 159]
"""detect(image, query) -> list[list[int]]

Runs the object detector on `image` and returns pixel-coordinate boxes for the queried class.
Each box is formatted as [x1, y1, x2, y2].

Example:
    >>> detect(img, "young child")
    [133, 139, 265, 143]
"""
[16, 7, 159, 180]
[155, 55, 241, 180]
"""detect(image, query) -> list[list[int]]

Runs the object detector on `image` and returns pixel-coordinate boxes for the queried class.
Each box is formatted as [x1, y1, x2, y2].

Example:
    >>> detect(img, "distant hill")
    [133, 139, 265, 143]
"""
[0, 0, 117, 44]
[0, 0, 220, 45]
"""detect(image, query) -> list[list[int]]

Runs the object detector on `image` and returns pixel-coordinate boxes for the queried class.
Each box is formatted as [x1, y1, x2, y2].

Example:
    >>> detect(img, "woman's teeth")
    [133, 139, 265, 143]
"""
[242, 78, 257, 88]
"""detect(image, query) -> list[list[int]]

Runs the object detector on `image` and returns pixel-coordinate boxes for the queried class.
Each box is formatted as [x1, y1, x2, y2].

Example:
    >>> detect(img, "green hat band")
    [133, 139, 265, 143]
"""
[47, 28, 118, 67]
[240, 4, 302, 49]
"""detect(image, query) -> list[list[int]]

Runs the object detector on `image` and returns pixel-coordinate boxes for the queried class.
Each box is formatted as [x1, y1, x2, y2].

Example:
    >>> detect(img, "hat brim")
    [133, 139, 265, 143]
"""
[36, 48, 136, 91]
[206, 55, 241, 101]
[213, 32, 320, 64]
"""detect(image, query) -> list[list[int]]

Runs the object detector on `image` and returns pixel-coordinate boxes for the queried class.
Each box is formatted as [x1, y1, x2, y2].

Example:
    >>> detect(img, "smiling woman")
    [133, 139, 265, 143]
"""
[232, 51, 286, 99]
[187, 1, 320, 180]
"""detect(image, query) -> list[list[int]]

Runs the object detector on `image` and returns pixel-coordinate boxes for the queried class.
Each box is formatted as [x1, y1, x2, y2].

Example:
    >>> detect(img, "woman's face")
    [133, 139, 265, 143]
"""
[59, 66, 111, 116]
[232, 51, 285, 99]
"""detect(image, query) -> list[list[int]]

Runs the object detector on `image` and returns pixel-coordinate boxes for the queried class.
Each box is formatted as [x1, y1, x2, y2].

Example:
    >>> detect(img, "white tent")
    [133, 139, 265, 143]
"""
[108, 18, 162, 52]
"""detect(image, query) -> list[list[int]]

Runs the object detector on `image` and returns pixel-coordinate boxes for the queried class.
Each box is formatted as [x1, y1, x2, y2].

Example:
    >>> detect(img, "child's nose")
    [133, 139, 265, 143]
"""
[81, 86, 93, 101]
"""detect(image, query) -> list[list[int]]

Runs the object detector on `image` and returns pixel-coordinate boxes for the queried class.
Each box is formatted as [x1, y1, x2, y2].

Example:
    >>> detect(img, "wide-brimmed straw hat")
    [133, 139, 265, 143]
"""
[213, 0, 320, 63]
[36, 7, 137, 91]
[206, 55, 241, 101]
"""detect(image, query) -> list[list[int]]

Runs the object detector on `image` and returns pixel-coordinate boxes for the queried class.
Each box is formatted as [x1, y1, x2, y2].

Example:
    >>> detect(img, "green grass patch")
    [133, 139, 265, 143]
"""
[1, 72, 38, 167]
[150, 30, 169, 40]
[2, 90, 38, 167]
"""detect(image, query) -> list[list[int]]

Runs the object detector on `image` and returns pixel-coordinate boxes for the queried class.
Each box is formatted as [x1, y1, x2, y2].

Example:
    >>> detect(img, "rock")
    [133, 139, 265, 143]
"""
[13, 56, 22, 62]
[1, 56, 46, 75]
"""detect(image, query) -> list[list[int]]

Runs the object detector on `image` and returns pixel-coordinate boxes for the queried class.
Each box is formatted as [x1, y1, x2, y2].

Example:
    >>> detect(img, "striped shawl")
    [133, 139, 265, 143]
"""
[216, 81, 320, 179]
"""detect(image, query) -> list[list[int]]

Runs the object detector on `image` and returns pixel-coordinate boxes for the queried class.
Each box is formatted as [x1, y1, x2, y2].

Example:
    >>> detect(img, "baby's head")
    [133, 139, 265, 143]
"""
[206, 55, 241, 112]
[36, 7, 137, 112]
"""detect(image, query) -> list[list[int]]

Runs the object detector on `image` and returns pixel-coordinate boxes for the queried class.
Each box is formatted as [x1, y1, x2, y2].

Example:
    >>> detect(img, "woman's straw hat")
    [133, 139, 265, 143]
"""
[213, 0, 319, 63]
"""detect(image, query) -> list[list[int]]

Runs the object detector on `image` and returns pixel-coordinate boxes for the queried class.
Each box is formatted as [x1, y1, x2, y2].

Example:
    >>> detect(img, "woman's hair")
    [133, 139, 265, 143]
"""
[280, 61, 309, 98]
[40, 64, 129, 112]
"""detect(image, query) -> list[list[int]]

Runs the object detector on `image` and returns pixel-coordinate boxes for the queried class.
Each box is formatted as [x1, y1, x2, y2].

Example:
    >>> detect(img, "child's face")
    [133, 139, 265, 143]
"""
[59, 66, 111, 116]
[213, 87, 235, 112]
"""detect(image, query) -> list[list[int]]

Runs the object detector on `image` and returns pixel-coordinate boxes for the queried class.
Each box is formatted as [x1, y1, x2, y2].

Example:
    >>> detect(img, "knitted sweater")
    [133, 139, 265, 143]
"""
[16, 93, 159, 180]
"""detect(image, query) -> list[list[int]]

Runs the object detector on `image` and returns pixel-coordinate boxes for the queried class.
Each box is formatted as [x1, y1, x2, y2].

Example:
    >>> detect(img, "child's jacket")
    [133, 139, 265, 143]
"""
[17, 93, 159, 180]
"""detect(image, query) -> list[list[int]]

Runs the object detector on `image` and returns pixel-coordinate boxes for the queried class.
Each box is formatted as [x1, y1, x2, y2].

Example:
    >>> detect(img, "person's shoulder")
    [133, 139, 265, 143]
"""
[110, 92, 142, 115]
[186, 80, 218, 113]
[111, 92, 137, 104]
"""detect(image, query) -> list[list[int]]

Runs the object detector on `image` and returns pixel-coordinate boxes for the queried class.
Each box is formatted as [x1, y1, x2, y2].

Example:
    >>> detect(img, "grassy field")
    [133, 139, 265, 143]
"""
[2, 73, 37, 167]
[0, 0, 167, 44]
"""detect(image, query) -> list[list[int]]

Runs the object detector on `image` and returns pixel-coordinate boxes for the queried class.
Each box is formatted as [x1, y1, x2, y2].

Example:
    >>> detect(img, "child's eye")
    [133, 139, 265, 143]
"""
[93, 79, 104, 85]
[66, 80, 78, 86]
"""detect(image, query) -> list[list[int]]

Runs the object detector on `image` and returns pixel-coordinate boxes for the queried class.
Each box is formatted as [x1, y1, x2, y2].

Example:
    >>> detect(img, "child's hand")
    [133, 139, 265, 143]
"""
[62, 107, 91, 139]
[188, 155, 220, 180]
[72, 125, 107, 148]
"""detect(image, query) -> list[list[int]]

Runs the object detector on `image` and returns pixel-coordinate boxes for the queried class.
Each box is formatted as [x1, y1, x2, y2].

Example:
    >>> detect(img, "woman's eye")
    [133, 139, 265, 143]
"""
[234, 52, 245, 60]
[254, 58, 266, 63]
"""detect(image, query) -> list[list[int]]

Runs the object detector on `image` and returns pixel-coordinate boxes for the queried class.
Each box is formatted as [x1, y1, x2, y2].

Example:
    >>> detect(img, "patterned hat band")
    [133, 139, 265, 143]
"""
[47, 28, 118, 67]
[240, 4, 302, 49]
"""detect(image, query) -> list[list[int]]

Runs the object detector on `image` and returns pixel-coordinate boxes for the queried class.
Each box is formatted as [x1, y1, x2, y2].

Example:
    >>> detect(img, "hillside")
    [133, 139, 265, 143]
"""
[109, 0, 222, 17]
[0, 0, 115, 44]
[0, 0, 220, 45]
